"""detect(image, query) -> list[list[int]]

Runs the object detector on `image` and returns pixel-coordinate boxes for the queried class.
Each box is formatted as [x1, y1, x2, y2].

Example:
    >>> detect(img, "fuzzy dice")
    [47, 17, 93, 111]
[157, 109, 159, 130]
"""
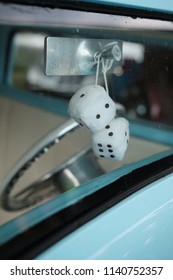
[68, 85, 116, 132]
[92, 118, 129, 161]
[68, 85, 129, 161]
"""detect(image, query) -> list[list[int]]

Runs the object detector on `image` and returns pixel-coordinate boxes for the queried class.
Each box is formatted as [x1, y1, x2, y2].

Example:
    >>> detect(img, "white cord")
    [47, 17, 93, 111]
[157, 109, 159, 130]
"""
[95, 52, 101, 86]
[95, 52, 113, 95]
[101, 58, 113, 95]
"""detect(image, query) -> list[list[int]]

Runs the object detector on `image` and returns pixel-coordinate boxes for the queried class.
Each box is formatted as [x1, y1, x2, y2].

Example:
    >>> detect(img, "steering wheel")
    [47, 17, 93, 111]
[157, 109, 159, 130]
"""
[1, 98, 125, 211]
[1, 118, 81, 211]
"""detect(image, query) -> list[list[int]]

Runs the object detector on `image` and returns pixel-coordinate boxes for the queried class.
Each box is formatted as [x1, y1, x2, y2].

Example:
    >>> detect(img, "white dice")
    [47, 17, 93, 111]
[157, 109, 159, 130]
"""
[92, 118, 129, 161]
[68, 85, 116, 132]
[68, 84, 129, 161]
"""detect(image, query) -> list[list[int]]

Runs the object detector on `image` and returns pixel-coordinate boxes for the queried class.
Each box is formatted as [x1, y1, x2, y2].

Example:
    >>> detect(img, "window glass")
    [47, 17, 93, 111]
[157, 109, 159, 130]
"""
[0, 19, 173, 229]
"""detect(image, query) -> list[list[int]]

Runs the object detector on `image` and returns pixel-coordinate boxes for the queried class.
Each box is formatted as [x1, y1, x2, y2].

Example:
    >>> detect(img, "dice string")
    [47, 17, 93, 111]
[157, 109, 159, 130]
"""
[95, 52, 113, 96]
[95, 52, 101, 86]
[101, 57, 113, 95]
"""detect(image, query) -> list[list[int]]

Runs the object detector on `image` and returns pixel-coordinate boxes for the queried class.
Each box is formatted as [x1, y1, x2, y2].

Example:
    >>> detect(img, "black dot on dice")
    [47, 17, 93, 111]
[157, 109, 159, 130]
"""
[105, 125, 110, 129]
[127, 139, 129, 144]
[80, 94, 85, 98]
[125, 131, 127, 136]
[107, 144, 112, 148]
[99, 149, 103, 152]
[79, 123, 83, 126]
[108, 132, 113, 136]
[100, 155, 104, 158]
[98, 143, 102, 147]
[96, 114, 100, 119]
[108, 149, 113, 153]
[105, 103, 109, 108]
[110, 155, 115, 158]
